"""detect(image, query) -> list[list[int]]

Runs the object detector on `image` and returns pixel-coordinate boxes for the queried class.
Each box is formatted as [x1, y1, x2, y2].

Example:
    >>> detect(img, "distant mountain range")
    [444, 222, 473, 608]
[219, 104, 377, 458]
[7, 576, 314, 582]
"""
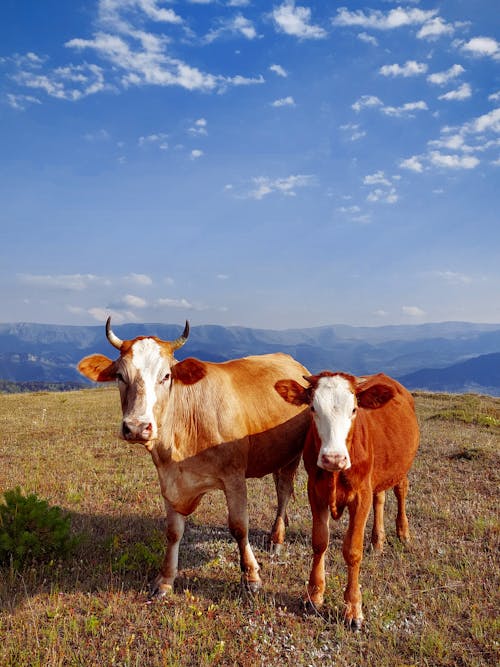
[0, 321, 499, 396]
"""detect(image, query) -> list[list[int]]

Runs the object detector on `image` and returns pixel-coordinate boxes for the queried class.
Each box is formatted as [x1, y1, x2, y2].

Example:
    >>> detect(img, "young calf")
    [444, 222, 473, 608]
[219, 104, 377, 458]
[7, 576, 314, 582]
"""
[275, 372, 419, 629]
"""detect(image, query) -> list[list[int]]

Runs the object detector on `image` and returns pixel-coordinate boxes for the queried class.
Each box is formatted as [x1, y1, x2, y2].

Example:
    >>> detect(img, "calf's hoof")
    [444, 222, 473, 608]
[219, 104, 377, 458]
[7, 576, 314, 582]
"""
[346, 616, 363, 631]
[148, 577, 174, 603]
[242, 576, 262, 595]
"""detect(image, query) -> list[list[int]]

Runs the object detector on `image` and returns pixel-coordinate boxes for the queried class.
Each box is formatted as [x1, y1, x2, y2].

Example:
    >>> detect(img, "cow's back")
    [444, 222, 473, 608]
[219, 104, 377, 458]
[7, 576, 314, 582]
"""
[359, 375, 419, 493]
[168, 353, 310, 474]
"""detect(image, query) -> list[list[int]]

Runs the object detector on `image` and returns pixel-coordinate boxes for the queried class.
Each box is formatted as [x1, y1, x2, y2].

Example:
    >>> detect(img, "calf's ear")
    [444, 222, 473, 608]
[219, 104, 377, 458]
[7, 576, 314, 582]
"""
[357, 383, 395, 409]
[78, 354, 116, 382]
[274, 379, 309, 406]
[171, 357, 207, 385]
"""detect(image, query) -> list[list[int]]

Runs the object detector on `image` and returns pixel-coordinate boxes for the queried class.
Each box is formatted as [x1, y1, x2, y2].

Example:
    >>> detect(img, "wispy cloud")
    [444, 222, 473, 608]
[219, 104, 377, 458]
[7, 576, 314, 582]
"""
[438, 83, 472, 102]
[234, 174, 316, 200]
[17, 273, 108, 290]
[271, 96, 295, 107]
[352, 95, 383, 113]
[333, 7, 437, 30]
[417, 17, 455, 40]
[379, 60, 427, 77]
[402, 305, 425, 317]
[269, 64, 288, 78]
[427, 64, 465, 86]
[204, 14, 258, 43]
[272, 1, 327, 40]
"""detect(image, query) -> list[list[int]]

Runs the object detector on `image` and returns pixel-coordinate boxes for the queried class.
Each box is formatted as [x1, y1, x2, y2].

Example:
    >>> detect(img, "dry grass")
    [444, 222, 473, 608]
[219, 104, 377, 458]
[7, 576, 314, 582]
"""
[0, 387, 499, 666]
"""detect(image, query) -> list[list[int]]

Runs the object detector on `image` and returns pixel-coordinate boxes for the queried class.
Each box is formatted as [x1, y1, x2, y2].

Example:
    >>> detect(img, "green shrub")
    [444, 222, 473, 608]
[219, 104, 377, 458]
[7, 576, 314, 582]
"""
[0, 487, 78, 569]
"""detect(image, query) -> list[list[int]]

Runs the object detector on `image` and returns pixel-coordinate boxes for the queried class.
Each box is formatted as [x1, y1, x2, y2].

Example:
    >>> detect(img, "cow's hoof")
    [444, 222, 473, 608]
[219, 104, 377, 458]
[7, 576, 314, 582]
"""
[270, 542, 283, 557]
[147, 579, 173, 603]
[242, 577, 262, 595]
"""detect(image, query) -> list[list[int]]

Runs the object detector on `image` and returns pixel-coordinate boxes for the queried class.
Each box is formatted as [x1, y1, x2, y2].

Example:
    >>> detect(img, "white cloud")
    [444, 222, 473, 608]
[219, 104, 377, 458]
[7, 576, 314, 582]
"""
[429, 151, 480, 169]
[17, 273, 106, 290]
[14, 62, 105, 101]
[382, 100, 428, 117]
[138, 132, 168, 149]
[245, 174, 315, 199]
[272, 1, 327, 40]
[367, 188, 398, 204]
[122, 294, 147, 308]
[400, 156, 424, 172]
[461, 36, 500, 59]
[364, 171, 391, 186]
[427, 64, 465, 86]
[98, 0, 183, 29]
[269, 64, 288, 77]
[417, 17, 455, 40]
[438, 83, 472, 101]
[157, 297, 195, 309]
[6, 93, 41, 110]
[271, 95, 296, 107]
[188, 118, 208, 136]
[340, 123, 366, 141]
[402, 306, 425, 317]
[333, 7, 437, 30]
[205, 14, 258, 43]
[357, 32, 378, 46]
[467, 107, 500, 134]
[379, 60, 427, 77]
[489, 91, 500, 103]
[190, 149, 204, 159]
[352, 95, 383, 112]
[433, 270, 472, 285]
[125, 273, 153, 286]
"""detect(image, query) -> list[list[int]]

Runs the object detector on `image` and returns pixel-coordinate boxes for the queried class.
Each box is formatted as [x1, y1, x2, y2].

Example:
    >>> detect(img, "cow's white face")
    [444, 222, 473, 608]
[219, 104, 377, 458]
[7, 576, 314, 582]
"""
[311, 375, 356, 471]
[116, 339, 173, 444]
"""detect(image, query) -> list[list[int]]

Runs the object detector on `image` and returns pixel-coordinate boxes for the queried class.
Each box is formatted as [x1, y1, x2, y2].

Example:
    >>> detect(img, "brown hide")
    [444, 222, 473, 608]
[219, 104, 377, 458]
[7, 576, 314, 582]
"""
[79, 329, 310, 597]
[277, 371, 419, 629]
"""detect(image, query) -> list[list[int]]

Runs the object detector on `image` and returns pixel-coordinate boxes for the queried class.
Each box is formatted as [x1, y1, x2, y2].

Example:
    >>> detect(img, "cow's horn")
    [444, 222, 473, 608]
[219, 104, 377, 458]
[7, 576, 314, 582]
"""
[303, 375, 313, 384]
[106, 317, 124, 350]
[171, 320, 190, 350]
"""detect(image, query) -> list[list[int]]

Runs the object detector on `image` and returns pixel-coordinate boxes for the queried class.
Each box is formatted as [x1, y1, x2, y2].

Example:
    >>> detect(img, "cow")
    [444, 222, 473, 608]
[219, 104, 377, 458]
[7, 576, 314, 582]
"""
[275, 371, 419, 629]
[77, 319, 310, 597]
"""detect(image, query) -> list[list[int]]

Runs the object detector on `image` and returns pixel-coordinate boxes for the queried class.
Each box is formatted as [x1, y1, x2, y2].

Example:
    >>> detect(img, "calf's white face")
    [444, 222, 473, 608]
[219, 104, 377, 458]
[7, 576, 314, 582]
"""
[118, 338, 172, 443]
[312, 375, 356, 471]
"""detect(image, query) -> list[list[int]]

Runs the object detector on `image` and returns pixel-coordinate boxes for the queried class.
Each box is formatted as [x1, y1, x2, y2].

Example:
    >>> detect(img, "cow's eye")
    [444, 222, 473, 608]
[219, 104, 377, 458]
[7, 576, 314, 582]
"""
[116, 373, 126, 383]
[352, 407, 357, 416]
[161, 373, 170, 384]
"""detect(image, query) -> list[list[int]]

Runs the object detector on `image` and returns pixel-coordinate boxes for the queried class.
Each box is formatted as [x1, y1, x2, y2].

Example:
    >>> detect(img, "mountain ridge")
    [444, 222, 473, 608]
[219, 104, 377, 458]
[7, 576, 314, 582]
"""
[1, 320, 499, 395]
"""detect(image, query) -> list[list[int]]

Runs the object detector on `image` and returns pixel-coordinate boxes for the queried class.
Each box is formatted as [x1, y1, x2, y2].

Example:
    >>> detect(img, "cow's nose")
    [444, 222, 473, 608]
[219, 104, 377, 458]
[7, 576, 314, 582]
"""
[122, 418, 153, 442]
[318, 452, 350, 471]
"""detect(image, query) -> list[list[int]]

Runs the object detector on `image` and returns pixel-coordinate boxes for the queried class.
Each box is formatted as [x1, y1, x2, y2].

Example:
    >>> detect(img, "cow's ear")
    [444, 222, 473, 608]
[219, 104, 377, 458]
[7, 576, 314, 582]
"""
[274, 379, 309, 406]
[171, 358, 207, 385]
[78, 354, 117, 382]
[357, 383, 395, 409]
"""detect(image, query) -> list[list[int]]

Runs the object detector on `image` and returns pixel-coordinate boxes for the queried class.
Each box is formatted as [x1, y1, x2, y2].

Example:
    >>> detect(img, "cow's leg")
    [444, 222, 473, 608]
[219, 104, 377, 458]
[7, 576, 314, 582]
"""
[270, 453, 301, 555]
[371, 490, 386, 552]
[150, 503, 185, 599]
[305, 482, 330, 608]
[394, 476, 411, 543]
[224, 480, 262, 592]
[343, 488, 371, 629]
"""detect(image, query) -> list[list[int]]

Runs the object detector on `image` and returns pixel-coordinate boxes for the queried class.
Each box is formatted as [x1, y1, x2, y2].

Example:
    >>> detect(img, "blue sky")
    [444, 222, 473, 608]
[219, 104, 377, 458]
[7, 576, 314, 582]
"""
[1, 0, 499, 329]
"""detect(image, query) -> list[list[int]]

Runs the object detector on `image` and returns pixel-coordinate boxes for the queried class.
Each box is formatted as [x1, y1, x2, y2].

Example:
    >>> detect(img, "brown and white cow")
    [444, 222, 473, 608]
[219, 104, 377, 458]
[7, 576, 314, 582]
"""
[78, 319, 310, 596]
[275, 371, 419, 629]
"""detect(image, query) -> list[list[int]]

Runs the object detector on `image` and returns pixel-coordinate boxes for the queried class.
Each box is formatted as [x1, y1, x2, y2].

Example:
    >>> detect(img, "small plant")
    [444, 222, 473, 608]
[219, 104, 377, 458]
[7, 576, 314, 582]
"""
[0, 487, 78, 569]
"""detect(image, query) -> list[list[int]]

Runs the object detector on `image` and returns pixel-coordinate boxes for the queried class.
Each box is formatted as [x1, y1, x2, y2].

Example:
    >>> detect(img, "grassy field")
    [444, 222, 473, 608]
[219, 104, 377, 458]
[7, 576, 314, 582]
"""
[0, 387, 498, 666]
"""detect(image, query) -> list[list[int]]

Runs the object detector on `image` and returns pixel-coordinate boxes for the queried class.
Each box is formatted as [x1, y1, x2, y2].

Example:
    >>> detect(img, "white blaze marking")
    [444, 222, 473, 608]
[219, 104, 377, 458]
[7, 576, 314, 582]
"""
[312, 375, 354, 469]
[131, 338, 165, 435]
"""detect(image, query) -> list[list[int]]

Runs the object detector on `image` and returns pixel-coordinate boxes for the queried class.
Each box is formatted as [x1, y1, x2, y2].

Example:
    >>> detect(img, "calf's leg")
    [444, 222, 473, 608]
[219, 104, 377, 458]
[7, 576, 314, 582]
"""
[305, 483, 330, 608]
[343, 489, 372, 629]
[371, 490, 386, 552]
[394, 476, 411, 543]
[150, 503, 185, 599]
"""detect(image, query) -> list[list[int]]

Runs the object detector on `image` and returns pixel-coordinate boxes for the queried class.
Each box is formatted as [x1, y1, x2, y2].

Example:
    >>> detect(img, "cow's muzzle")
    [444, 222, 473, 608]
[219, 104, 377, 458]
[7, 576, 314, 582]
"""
[318, 452, 351, 472]
[121, 418, 155, 443]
